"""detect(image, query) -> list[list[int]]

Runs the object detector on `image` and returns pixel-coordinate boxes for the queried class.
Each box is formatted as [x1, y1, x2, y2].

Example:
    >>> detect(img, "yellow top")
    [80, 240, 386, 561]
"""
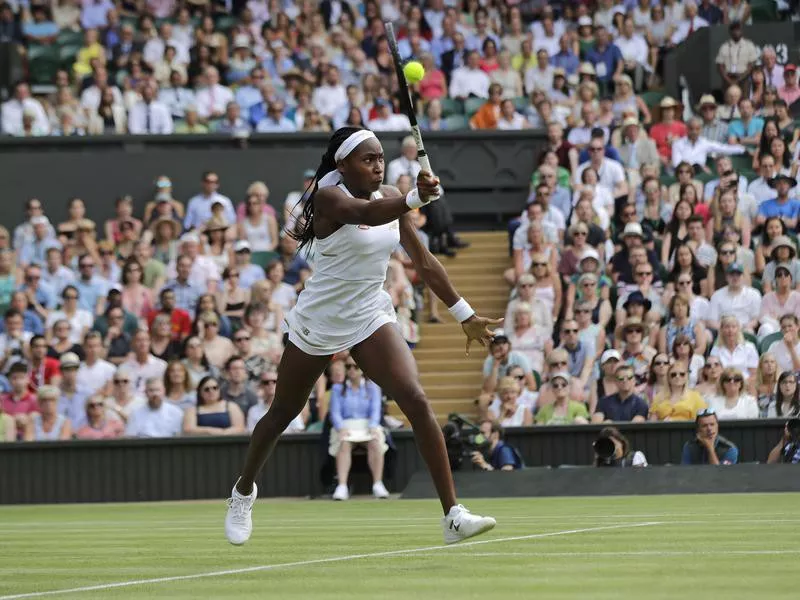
[650, 389, 707, 421]
[73, 43, 105, 77]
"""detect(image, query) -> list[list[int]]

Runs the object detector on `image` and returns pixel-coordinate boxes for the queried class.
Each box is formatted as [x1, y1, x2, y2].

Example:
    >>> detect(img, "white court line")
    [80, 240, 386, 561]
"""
[0, 522, 661, 600]
[426, 549, 800, 558]
[2, 511, 791, 528]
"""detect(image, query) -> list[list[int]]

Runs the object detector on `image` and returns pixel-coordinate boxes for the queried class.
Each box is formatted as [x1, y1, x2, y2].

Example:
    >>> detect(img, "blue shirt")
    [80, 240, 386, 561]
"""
[162, 279, 204, 317]
[727, 117, 764, 142]
[0, 309, 44, 335]
[489, 441, 522, 470]
[17, 281, 56, 310]
[329, 380, 382, 429]
[72, 276, 110, 313]
[578, 145, 623, 165]
[235, 85, 262, 111]
[183, 193, 236, 231]
[282, 256, 310, 286]
[595, 393, 649, 422]
[757, 197, 800, 220]
[585, 44, 623, 82]
[17, 238, 61, 267]
[239, 264, 266, 290]
[681, 437, 739, 465]
[551, 51, 580, 75]
[482, 350, 532, 378]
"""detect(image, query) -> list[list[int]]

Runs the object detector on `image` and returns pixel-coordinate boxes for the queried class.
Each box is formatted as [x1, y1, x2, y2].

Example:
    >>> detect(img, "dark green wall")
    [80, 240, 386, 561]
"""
[0, 420, 785, 504]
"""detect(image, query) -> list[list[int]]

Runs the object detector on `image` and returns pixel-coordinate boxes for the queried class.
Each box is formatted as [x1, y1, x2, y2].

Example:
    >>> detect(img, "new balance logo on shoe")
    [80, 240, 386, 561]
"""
[449, 521, 460, 532]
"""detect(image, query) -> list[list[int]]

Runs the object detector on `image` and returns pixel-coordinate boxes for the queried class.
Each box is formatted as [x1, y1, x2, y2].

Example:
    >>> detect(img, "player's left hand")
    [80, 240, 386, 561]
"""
[462, 314, 503, 357]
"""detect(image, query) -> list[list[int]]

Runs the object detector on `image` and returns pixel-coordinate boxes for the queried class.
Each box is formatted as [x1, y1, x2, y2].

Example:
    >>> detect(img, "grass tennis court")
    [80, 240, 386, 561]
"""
[1, 494, 797, 599]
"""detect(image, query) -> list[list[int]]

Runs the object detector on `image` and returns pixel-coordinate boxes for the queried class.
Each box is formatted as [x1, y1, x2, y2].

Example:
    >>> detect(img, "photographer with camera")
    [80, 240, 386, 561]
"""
[681, 408, 739, 465]
[470, 420, 523, 472]
[766, 418, 800, 464]
[593, 426, 648, 467]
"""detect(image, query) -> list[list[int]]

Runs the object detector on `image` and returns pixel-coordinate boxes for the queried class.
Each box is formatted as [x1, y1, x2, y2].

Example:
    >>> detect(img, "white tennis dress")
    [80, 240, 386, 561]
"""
[284, 185, 399, 355]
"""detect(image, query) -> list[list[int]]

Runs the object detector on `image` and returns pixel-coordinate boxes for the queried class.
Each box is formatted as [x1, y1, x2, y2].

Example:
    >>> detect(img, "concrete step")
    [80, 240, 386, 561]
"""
[411, 358, 484, 372]
[424, 383, 482, 399]
[420, 370, 484, 386]
[413, 347, 487, 360]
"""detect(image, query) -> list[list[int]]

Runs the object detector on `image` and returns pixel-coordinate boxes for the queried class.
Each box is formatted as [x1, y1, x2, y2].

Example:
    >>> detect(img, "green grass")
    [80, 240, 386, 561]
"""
[1, 494, 798, 599]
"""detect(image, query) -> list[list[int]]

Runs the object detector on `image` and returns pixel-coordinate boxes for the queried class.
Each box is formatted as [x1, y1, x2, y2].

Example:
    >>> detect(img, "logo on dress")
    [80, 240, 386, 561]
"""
[357, 225, 370, 230]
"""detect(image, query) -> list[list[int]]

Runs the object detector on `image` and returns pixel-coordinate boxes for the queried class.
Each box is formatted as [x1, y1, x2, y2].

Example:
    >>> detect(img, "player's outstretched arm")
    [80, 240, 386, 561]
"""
[398, 209, 501, 356]
[316, 172, 440, 228]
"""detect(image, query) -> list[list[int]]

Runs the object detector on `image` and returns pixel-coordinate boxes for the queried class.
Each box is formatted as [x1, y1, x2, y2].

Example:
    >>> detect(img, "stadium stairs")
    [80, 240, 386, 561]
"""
[386, 231, 510, 425]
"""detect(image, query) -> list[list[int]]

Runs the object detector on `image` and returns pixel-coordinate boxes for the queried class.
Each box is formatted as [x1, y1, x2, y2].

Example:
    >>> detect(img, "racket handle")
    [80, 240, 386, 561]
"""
[416, 151, 442, 199]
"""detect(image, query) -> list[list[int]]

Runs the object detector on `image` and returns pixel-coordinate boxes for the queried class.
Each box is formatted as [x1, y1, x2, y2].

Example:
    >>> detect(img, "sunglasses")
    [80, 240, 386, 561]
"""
[64, 294, 78, 300]
[88, 402, 104, 408]
[677, 280, 691, 286]
[670, 372, 687, 378]
[654, 360, 669, 366]
[562, 329, 578, 334]
[697, 408, 717, 417]
[202, 385, 219, 392]
[575, 308, 590, 313]
[552, 381, 568, 389]
[573, 231, 587, 237]
[205, 179, 219, 184]
[235, 336, 250, 342]
[550, 360, 567, 367]
[616, 375, 634, 382]
[533, 263, 547, 267]
[705, 362, 721, 368]
[589, 147, 604, 152]
[636, 271, 653, 277]
[626, 328, 644, 334]
[513, 374, 525, 381]
[777, 271, 791, 278]
[204, 322, 219, 327]
[114, 379, 129, 384]
[722, 376, 743, 383]
[520, 283, 534, 288]
[720, 249, 735, 255]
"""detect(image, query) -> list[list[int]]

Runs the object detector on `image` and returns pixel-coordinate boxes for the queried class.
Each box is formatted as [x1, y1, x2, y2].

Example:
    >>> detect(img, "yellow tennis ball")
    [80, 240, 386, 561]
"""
[403, 61, 426, 84]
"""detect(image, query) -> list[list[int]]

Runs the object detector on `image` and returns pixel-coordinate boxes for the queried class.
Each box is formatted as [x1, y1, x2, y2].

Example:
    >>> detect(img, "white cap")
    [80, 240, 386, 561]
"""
[601, 349, 622, 364]
[578, 16, 593, 26]
[581, 247, 600, 263]
[31, 215, 50, 226]
[623, 222, 644, 238]
[180, 232, 200, 244]
[234, 240, 252, 253]
[550, 371, 571, 384]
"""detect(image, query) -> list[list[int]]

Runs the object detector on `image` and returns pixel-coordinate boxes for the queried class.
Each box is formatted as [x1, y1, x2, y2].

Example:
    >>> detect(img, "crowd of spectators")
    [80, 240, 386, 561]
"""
[2, 1, 796, 137]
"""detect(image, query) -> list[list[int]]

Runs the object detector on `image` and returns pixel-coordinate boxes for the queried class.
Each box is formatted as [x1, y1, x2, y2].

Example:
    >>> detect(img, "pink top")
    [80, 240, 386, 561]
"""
[760, 291, 800, 321]
[1, 392, 38, 416]
[75, 419, 125, 440]
[121, 285, 154, 319]
[778, 86, 800, 107]
[235, 202, 277, 222]
[418, 70, 447, 101]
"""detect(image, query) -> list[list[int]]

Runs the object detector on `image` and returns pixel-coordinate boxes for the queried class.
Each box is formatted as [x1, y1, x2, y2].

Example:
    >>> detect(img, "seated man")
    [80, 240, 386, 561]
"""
[592, 363, 648, 423]
[471, 420, 524, 471]
[681, 409, 739, 465]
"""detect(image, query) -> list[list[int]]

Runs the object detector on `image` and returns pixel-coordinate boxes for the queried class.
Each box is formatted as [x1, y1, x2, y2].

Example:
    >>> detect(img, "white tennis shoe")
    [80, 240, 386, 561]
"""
[372, 481, 390, 499]
[441, 504, 496, 544]
[332, 483, 349, 501]
[225, 479, 257, 546]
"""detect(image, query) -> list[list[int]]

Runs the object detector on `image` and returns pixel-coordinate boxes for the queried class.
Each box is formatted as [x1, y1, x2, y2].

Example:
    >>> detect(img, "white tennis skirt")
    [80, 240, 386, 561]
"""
[284, 305, 398, 356]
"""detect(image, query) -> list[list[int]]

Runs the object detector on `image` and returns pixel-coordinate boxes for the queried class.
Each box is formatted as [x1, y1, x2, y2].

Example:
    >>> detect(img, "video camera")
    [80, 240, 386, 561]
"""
[442, 414, 491, 471]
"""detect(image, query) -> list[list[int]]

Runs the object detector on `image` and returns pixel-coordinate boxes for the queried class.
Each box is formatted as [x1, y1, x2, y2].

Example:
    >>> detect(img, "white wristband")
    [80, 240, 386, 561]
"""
[405, 189, 426, 210]
[448, 298, 474, 323]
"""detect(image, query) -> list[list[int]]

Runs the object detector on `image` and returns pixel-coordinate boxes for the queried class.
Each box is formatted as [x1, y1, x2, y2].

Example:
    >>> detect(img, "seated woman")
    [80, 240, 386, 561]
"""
[24, 385, 72, 441]
[589, 350, 621, 414]
[181, 336, 219, 388]
[489, 376, 533, 427]
[164, 360, 197, 412]
[708, 367, 759, 420]
[505, 274, 553, 338]
[771, 371, 800, 419]
[708, 240, 752, 292]
[761, 235, 800, 295]
[537, 348, 587, 407]
[658, 293, 707, 356]
[707, 188, 750, 250]
[149, 314, 182, 362]
[672, 334, 705, 387]
[216, 266, 251, 331]
[755, 353, 779, 418]
[649, 361, 706, 421]
[758, 263, 800, 339]
[645, 352, 671, 405]
[667, 243, 709, 299]
[696, 356, 724, 398]
[196, 311, 235, 370]
[529, 253, 562, 325]
[74, 395, 125, 440]
[709, 315, 759, 387]
[506, 302, 549, 374]
[182, 375, 246, 436]
[328, 359, 390, 501]
[755, 216, 789, 275]
[535, 371, 590, 425]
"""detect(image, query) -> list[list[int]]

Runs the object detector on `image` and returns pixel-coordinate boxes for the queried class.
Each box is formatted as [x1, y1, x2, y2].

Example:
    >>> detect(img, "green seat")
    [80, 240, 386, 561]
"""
[56, 29, 83, 47]
[119, 16, 139, 30]
[305, 421, 324, 433]
[751, 0, 779, 22]
[58, 44, 81, 69]
[744, 332, 758, 349]
[640, 91, 667, 108]
[512, 96, 528, 111]
[438, 97, 462, 117]
[27, 45, 59, 86]
[444, 114, 468, 130]
[251, 251, 279, 270]
[464, 97, 485, 117]
[760, 331, 783, 355]
[215, 15, 238, 32]
[532, 370, 542, 390]
[752, 277, 762, 294]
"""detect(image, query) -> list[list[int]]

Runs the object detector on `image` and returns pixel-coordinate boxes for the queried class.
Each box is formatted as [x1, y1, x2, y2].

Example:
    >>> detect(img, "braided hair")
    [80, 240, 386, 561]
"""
[289, 126, 366, 249]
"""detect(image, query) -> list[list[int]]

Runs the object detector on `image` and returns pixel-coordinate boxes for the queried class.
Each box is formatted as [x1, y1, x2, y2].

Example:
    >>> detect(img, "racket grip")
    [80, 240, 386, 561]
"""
[416, 154, 443, 200]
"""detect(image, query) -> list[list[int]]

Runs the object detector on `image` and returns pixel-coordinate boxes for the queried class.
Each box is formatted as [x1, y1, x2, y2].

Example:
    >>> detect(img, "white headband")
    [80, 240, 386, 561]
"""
[318, 130, 379, 189]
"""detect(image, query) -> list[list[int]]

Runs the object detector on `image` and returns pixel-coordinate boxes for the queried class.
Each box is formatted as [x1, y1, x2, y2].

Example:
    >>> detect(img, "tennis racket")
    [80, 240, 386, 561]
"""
[384, 22, 441, 199]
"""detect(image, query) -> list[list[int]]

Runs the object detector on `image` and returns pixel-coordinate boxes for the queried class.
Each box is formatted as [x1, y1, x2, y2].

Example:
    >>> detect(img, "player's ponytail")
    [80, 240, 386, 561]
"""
[290, 126, 366, 249]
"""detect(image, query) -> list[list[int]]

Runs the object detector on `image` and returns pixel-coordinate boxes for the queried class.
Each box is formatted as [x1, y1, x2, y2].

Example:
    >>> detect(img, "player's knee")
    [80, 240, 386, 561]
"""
[398, 386, 433, 420]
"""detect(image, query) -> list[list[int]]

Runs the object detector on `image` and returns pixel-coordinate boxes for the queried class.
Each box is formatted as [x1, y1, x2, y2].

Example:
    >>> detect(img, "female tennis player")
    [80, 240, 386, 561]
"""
[225, 127, 499, 545]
